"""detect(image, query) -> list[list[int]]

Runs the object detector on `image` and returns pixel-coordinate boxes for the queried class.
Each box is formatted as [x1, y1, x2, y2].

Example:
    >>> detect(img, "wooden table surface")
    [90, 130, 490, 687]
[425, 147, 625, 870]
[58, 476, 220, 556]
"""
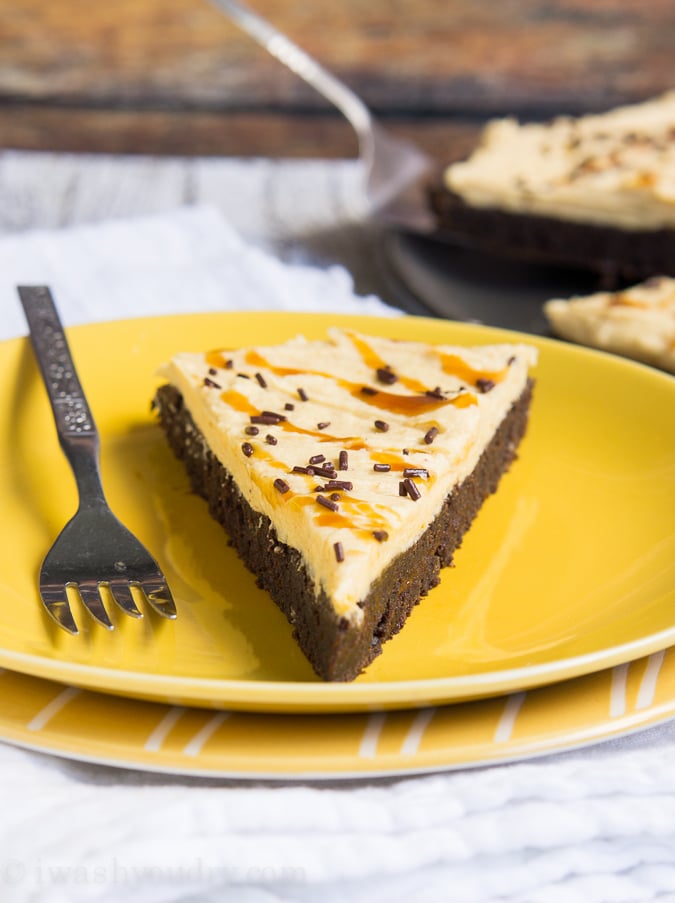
[1, 0, 674, 161]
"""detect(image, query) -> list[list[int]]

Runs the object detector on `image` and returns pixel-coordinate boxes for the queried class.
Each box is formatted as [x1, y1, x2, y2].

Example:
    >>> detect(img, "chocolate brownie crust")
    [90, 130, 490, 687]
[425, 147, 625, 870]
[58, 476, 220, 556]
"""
[154, 380, 534, 681]
[429, 184, 675, 282]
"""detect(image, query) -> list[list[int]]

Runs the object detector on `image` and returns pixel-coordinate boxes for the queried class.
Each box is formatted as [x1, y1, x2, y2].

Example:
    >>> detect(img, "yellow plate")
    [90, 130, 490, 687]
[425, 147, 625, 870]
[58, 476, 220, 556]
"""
[1, 312, 673, 713]
[0, 649, 672, 777]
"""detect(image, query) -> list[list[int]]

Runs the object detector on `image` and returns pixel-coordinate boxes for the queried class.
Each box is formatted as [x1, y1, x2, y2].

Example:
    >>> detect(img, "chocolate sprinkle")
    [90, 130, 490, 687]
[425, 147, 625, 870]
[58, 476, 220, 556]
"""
[333, 542, 345, 562]
[425, 386, 445, 399]
[373, 463, 391, 472]
[361, 386, 378, 396]
[317, 494, 339, 512]
[224, 359, 233, 369]
[338, 450, 349, 471]
[250, 414, 276, 425]
[273, 478, 290, 494]
[424, 426, 439, 445]
[285, 402, 295, 411]
[312, 465, 338, 478]
[309, 454, 325, 465]
[208, 367, 218, 376]
[476, 379, 496, 393]
[203, 377, 221, 389]
[265, 434, 278, 445]
[237, 373, 250, 379]
[244, 426, 260, 436]
[292, 465, 310, 474]
[372, 530, 389, 542]
[241, 442, 254, 457]
[297, 388, 309, 401]
[317, 421, 330, 430]
[324, 480, 353, 491]
[330, 493, 341, 502]
[399, 481, 407, 497]
[251, 412, 286, 425]
[403, 467, 429, 479]
[376, 367, 398, 385]
[255, 372, 268, 388]
[403, 478, 421, 501]
[374, 420, 390, 432]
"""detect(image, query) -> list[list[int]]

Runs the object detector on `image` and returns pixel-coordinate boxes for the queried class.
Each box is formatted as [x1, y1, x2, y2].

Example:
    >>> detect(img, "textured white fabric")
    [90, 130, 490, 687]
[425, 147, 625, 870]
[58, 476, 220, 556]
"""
[0, 729, 674, 903]
[0, 207, 673, 903]
[0, 205, 395, 339]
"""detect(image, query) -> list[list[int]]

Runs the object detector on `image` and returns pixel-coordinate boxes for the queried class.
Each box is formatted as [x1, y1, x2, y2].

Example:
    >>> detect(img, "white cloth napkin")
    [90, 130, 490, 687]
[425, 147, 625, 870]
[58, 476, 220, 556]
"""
[0, 207, 673, 903]
[0, 205, 396, 337]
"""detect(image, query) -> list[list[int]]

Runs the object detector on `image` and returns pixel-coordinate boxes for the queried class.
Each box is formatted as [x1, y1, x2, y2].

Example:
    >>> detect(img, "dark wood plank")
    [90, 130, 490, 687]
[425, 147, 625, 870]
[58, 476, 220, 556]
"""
[1, 0, 673, 155]
[0, 105, 481, 161]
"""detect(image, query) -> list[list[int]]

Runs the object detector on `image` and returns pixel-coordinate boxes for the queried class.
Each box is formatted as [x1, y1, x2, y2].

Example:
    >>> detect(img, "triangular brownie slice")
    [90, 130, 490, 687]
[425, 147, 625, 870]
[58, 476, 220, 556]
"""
[154, 328, 537, 681]
[430, 92, 675, 281]
[545, 276, 675, 373]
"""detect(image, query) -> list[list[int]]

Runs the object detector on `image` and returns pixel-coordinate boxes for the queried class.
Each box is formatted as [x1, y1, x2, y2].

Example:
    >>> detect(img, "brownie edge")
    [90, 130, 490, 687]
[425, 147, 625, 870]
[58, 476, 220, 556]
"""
[429, 184, 675, 282]
[154, 380, 534, 682]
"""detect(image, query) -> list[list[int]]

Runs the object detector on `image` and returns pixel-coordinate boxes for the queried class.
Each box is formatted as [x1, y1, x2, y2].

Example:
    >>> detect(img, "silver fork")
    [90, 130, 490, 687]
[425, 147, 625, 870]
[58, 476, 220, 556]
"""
[209, 0, 435, 231]
[19, 286, 177, 635]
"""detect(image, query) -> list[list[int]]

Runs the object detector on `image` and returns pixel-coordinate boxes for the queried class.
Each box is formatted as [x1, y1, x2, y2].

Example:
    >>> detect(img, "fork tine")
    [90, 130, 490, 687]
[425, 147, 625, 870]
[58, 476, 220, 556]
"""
[105, 581, 143, 619]
[137, 580, 178, 620]
[39, 586, 79, 635]
[74, 583, 115, 630]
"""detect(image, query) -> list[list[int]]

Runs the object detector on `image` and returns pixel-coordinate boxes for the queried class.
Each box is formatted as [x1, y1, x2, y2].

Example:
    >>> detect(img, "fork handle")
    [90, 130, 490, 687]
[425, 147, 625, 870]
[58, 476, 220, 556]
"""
[18, 286, 106, 503]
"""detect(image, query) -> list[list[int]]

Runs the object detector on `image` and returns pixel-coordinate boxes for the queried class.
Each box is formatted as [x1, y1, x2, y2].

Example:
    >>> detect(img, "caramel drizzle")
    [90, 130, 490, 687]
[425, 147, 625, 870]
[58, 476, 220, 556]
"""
[368, 451, 414, 472]
[213, 336, 508, 390]
[363, 388, 471, 416]
[346, 330, 508, 389]
[209, 338, 492, 540]
[220, 389, 258, 415]
[217, 393, 403, 533]
[609, 294, 651, 309]
[242, 349, 475, 417]
[222, 388, 360, 443]
[290, 494, 391, 537]
[206, 349, 233, 369]
[345, 332, 428, 393]
[436, 352, 508, 386]
[369, 451, 407, 471]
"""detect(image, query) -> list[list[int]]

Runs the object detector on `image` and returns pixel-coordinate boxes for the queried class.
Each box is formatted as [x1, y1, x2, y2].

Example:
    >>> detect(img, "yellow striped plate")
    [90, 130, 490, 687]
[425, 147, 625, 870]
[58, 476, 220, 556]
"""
[1, 312, 674, 713]
[0, 648, 673, 778]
